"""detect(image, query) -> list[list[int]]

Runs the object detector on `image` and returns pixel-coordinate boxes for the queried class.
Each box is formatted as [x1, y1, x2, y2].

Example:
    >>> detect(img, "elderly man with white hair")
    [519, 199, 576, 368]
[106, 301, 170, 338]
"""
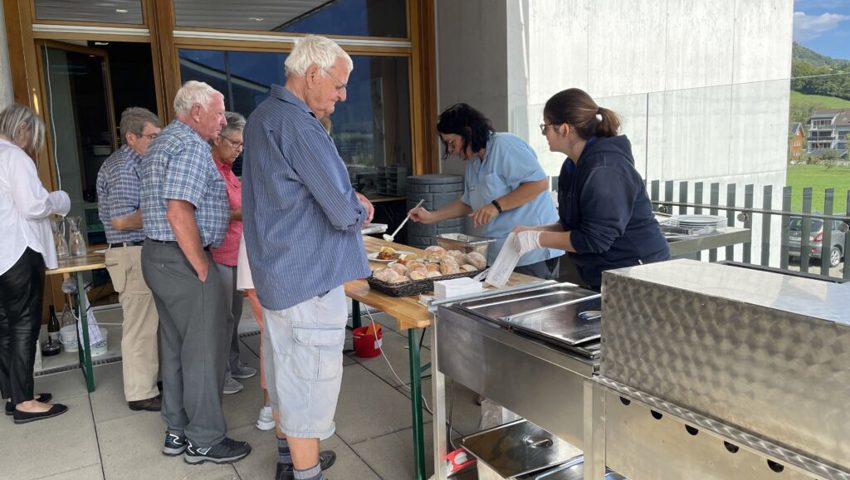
[140, 81, 251, 465]
[243, 35, 373, 480]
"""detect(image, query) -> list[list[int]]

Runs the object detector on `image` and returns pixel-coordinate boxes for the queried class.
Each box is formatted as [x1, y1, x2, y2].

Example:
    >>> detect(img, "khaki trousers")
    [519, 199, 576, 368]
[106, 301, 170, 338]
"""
[105, 245, 159, 402]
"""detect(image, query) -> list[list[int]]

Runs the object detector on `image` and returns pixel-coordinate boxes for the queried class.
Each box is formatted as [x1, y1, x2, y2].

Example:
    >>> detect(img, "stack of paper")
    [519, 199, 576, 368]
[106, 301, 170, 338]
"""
[434, 277, 483, 299]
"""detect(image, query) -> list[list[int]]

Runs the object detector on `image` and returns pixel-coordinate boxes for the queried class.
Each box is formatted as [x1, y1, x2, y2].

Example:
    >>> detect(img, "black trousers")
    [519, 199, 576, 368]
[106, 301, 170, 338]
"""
[0, 248, 46, 405]
[515, 256, 561, 280]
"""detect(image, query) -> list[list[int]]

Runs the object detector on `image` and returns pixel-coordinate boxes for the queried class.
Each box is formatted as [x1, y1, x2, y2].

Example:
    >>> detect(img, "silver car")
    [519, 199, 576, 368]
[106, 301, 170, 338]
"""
[788, 217, 846, 267]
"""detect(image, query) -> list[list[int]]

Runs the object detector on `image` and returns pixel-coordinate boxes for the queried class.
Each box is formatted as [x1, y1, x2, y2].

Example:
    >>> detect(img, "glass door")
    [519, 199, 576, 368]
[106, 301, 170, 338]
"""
[38, 41, 117, 245]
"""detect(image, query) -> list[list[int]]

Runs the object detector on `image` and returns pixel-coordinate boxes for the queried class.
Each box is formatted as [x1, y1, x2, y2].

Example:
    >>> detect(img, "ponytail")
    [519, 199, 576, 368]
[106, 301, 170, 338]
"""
[544, 88, 620, 139]
[595, 107, 620, 137]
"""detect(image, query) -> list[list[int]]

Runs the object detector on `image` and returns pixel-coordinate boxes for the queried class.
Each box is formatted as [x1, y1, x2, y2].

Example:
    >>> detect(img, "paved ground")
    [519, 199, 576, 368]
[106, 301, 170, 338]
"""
[4, 303, 487, 480]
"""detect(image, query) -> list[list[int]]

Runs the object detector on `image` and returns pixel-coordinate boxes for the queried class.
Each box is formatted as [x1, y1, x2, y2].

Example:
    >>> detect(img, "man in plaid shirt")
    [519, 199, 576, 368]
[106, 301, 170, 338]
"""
[96, 107, 162, 412]
[140, 81, 251, 465]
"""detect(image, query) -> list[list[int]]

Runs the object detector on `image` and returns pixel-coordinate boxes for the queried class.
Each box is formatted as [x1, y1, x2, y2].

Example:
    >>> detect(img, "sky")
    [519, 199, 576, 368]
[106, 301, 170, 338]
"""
[793, 0, 850, 60]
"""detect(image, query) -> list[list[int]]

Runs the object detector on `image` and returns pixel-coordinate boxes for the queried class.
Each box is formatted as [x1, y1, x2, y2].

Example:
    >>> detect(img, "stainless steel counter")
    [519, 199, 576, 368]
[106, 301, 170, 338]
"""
[666, 226, 750, 257]
[431, 283, 606, 480]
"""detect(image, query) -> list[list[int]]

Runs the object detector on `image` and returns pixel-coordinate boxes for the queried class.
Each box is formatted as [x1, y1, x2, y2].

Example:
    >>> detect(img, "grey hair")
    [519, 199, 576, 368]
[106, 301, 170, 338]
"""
[0, 103, 46, 152]
[284, 35, 353, 78]
[221, 111, 246, 138]
[120, 107, 161, 142]
[173, 81, 223, 116]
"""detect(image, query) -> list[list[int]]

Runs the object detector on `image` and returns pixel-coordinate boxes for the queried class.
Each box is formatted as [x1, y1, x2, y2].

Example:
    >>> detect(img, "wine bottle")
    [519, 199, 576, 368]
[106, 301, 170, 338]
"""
[47, 305, 60, 345]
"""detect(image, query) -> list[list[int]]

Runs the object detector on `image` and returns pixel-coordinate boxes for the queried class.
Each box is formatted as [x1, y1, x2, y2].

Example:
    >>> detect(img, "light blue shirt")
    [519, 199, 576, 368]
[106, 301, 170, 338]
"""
[461, 133, 562, 266]
[242, 85, 371, 310]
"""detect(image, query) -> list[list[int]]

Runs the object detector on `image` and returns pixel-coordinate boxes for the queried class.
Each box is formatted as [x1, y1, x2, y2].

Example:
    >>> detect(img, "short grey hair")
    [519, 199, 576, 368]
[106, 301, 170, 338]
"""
[0, 103, 46, 152]
[120, 107, 160, 142]
[173, 81, 223, 116]
[221, 111, 246, 138]
[284, 35, 353, 78]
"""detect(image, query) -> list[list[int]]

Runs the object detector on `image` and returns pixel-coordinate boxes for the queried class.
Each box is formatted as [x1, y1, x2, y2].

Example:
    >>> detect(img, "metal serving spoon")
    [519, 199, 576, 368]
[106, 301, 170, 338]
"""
[383, 199, 425, 243]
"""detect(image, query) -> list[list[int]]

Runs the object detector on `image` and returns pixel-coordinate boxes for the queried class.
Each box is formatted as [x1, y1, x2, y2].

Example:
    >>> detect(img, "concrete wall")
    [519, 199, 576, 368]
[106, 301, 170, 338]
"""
[435, 0, 509, 176]
[0, 6, 14, 107]
[435, 0, 795, 265]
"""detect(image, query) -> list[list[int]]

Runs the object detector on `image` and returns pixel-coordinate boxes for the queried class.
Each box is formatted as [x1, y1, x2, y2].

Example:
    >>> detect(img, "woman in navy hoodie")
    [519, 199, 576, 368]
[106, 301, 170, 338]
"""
[514, 88, 668, 290]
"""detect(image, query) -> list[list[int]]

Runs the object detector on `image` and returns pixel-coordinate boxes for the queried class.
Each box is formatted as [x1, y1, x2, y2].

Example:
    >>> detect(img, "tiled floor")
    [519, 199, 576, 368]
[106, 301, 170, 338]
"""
[2, 302, 486, 480]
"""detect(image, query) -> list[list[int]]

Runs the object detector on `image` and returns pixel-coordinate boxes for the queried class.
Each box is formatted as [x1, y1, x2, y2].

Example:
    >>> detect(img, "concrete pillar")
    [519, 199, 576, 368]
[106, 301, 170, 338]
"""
[0, 6, 14, 108]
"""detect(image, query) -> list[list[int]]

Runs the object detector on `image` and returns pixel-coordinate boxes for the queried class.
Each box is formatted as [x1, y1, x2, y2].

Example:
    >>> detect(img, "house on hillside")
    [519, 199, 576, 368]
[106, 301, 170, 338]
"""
[807, 109, 850, 157]
[789, 122, 805, 161]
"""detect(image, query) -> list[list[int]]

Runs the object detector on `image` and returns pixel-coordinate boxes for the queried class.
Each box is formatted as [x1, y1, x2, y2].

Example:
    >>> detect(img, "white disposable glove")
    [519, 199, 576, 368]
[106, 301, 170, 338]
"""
[516, 230, 542, 255]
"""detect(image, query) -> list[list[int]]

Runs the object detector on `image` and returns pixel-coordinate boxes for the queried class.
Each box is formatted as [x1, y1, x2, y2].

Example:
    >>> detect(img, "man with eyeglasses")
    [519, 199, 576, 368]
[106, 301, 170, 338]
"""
[96, 106, 162, 412]
[243, 35, 373, 480]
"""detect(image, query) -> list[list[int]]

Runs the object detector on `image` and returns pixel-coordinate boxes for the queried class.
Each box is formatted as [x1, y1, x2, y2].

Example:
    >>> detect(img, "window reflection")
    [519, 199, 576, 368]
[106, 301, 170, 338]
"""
[173, 0, 406, 38]
[178, 49, 411, 188]
[35, 0, 143, 24]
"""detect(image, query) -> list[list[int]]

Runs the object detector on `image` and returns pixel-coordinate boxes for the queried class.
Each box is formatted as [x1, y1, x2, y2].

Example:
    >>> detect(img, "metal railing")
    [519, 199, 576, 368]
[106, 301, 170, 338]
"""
[648, 180, 850, 280]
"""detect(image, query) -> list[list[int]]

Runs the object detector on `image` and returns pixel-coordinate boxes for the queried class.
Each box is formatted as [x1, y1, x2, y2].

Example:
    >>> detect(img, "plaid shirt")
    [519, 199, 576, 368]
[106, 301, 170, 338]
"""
[96, 145, 145, 243]
[141, 120, 228, 247]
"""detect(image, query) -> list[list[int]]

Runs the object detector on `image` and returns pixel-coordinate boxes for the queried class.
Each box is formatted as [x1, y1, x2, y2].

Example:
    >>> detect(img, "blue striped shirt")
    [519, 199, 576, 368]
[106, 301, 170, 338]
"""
[242, 85, 371, 310]
[140, 120, 229, 247]
[96, 145, 145, 243]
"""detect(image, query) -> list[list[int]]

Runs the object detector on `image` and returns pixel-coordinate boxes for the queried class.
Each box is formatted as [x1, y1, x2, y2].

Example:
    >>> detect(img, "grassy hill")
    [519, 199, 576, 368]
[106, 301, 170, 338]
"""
[793, 43, 850, 72]
[791, 42, 850, 104]
[786, 164, 850, 213]
[789, 91, 850, 126]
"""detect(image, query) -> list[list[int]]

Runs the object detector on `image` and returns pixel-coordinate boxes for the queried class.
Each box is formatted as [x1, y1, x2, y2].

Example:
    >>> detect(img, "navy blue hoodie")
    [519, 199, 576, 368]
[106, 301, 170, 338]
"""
[557, 135, 669, 290]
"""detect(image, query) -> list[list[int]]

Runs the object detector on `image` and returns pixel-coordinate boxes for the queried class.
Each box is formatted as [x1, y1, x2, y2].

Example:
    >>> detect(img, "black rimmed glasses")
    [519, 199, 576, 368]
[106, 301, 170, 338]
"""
[139, 132, 158, 141]
[440, 136, 460, 160]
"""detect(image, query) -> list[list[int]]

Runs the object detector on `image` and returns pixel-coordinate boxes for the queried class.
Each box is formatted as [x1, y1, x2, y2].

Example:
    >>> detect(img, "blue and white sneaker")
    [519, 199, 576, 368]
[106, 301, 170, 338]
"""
[184, 437, 251, 464]
[162, 432, 187, 456]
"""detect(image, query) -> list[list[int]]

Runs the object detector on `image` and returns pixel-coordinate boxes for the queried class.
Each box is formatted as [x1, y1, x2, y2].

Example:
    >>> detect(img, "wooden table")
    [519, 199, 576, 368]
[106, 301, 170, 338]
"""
[346, 236, 541, 480]
[45, 248, 106, 392]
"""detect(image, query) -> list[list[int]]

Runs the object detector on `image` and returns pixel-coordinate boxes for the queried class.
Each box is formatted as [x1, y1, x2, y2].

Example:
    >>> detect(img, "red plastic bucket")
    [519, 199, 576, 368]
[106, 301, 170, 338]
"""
[352, 325, 383, 358]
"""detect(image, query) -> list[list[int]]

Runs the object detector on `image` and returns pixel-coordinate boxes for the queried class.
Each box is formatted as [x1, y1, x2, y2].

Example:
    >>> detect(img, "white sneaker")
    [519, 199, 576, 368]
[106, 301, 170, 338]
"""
[256, 406, 275, 431]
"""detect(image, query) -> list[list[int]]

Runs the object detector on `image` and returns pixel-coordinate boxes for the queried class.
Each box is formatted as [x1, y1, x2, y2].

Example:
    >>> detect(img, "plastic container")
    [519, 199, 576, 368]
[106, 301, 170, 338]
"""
[59, 324, 78, 352]
[352, 324, 382, 358]
[90, 327, 108, 357]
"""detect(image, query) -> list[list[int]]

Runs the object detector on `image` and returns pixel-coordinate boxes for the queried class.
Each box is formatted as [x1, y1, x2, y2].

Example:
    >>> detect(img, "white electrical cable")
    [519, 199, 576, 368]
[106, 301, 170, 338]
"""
[363, 309, 432, 415]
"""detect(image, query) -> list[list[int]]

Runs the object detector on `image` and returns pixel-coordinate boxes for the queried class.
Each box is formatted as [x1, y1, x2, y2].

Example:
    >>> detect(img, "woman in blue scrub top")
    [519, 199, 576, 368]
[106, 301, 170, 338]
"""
[408, 103, 563, 279]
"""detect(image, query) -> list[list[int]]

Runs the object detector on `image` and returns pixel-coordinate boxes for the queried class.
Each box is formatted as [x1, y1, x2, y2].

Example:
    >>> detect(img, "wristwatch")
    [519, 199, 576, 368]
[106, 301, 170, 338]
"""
[491, 199, 503, 213]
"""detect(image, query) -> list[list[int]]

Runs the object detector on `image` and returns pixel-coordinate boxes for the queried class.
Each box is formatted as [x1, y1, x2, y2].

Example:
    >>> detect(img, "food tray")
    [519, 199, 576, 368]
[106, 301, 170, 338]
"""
[435, 233, 496, 258]
[367, 269, 481, 297]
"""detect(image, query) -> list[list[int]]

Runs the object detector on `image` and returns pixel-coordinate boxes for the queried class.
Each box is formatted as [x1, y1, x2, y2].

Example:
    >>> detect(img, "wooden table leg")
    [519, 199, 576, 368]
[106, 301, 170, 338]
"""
[408, 328, 426, 480]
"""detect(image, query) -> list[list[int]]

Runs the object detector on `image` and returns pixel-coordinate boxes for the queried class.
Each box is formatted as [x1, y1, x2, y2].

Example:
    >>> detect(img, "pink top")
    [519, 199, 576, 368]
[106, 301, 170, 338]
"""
[210, 159, 242, 266]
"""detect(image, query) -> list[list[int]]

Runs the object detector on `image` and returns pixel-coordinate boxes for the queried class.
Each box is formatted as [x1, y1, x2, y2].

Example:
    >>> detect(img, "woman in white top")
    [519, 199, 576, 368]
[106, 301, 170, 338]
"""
[0, 104, 71, 424]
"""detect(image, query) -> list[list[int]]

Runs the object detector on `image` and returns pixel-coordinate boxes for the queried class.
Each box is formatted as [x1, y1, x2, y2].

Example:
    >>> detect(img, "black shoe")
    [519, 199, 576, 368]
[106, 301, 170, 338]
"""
[129, 394, 162, 412]
[275, 450, 337, 479]
[5, 393, 53, 415]
[162, 432, 187, 456]
[184, 437, 251, 464]
[13, 404, 68, 424]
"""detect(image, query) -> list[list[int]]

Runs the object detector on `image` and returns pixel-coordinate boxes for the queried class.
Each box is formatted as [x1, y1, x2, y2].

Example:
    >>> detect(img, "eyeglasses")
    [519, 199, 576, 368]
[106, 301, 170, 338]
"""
[139, 132, 158, 141]
[322, 69, 348, 92]
[440, 137, 460, 159]
[222, 136, 244, 149]
[539, 123, 559, 134]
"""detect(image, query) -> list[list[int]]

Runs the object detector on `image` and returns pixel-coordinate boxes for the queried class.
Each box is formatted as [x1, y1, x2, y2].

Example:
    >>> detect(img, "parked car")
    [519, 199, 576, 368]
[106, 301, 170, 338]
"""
[788, 216, 847, 267]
